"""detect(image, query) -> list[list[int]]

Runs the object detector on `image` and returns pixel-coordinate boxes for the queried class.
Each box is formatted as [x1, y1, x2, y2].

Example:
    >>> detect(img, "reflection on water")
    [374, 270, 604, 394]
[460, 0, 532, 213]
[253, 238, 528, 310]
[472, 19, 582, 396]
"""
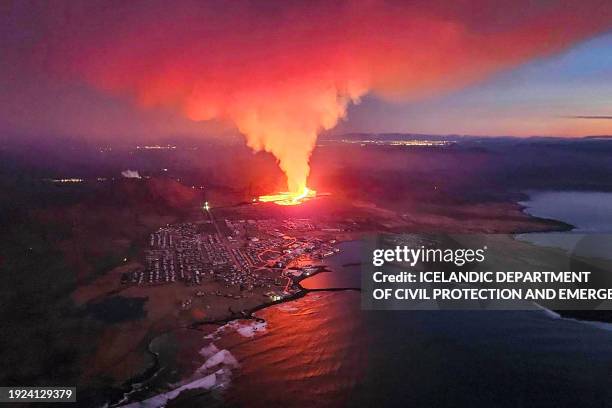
[198, 192, 612, 407]
[216, 235, 612, 407]
[220, 292, 367, 407]
[221, 291, 612, 407]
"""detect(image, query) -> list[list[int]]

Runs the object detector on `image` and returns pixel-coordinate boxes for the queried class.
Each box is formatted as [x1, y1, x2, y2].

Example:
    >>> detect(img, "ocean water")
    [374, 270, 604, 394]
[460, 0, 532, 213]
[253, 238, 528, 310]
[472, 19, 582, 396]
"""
[517, 191, 612, 260]
[145, 192, 612, 407]
[518, 191, 612, 233]
[299, 240, 364, 289]
[216, 240, 612, 407]
[219, 294, 612, 407]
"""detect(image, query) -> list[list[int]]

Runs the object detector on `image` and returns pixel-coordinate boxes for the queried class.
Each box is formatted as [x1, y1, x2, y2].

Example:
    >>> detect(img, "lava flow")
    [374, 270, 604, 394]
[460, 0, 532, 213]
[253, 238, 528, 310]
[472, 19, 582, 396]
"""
[258, 187, 317, 206]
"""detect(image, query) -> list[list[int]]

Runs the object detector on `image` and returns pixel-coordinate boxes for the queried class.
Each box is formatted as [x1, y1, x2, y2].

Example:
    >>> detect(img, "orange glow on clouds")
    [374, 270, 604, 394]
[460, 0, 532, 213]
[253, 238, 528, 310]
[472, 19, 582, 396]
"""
[40, 1, 612, 192]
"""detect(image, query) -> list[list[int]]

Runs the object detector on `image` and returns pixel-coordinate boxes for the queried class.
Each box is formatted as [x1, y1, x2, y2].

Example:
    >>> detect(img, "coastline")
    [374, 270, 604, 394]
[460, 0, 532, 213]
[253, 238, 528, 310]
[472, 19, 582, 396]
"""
[110, 194, 584, 406]
[189, 264, 338, 329]
[515, 191, 612, 325]
[111, 263, 360, 406]
[514, 192, 575, 233]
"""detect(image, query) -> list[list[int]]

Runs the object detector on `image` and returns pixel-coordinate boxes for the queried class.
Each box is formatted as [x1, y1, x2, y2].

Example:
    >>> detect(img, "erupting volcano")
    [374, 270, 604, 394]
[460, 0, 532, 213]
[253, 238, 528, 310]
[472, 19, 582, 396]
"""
[33, 0, 612, 199]
[258, 187, 317, 206]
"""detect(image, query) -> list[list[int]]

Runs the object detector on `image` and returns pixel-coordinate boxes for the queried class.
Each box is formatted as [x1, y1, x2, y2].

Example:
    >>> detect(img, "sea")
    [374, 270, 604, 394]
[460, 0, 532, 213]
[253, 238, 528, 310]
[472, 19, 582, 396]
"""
[516, 191, 612, 261]
[136, 191, 612, 408]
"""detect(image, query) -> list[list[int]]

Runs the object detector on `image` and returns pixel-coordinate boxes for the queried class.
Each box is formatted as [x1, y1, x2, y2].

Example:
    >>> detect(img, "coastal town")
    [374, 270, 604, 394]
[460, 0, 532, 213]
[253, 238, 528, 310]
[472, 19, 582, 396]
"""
[121, 215, 342, 312]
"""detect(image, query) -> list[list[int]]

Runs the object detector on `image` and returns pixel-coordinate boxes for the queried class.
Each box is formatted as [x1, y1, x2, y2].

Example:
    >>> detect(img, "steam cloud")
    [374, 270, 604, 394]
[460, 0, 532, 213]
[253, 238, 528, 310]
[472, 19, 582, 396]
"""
[31, 0, 612, 193]
[121, 170, 141, 179]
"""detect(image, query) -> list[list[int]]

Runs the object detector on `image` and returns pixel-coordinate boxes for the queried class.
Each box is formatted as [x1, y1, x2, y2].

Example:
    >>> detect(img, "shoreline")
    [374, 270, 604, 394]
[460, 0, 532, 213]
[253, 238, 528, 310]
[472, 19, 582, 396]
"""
[109, 337, 163, 407]
[515, 197, 575, 234]
[111, 194, 579, 406]
[515, 191, 612, 325]
[111, 264, 360, 406]
[188, 264, 360, 330]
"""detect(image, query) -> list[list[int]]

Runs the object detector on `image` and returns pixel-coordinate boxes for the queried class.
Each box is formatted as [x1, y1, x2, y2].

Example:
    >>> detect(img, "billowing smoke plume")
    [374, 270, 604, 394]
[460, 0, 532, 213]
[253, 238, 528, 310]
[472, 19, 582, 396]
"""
[28, 0, 612, 193]
[121, 170, 141, 179]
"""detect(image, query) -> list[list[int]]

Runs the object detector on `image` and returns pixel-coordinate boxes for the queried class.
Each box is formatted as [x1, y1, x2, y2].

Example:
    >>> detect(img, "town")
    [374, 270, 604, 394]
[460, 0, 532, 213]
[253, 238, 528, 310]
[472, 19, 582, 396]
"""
[121, 216, 342, 309]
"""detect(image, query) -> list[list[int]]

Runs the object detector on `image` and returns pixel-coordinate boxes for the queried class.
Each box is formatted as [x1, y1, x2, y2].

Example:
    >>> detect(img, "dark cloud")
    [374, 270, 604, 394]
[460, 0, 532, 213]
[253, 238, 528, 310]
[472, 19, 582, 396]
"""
[567, 116, 612, 120]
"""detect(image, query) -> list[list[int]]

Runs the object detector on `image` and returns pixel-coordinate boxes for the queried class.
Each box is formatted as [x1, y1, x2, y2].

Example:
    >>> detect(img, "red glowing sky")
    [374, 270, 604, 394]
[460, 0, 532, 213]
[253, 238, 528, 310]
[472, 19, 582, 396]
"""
[1, 0, 611, 143]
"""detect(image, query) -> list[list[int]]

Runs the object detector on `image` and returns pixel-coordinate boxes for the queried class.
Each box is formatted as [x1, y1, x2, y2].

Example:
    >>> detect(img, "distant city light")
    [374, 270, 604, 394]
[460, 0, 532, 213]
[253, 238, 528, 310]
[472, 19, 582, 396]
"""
[136, 144, 177, 150]
[338, 139, 455, 147]
[49, 178, 84, 184]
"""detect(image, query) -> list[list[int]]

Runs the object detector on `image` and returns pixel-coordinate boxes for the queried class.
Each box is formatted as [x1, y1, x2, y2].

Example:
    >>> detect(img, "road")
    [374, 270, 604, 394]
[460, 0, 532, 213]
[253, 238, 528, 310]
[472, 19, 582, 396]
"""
[204, 206, 241, 269]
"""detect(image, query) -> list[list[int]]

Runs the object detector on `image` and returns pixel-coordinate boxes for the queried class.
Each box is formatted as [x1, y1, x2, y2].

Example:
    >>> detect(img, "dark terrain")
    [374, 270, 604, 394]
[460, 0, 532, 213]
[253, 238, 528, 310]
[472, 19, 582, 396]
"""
[1, 133, 611, 404]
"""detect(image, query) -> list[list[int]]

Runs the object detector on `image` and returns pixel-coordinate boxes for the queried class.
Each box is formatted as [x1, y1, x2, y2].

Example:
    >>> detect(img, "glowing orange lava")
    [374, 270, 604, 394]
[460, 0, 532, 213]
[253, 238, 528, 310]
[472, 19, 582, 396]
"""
[258, 187, 316, 206]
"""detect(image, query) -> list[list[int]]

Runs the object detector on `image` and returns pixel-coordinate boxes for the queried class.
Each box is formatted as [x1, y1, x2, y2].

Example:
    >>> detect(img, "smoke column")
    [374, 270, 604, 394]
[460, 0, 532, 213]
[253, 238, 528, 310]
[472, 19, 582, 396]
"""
[27, 0, 612, 193]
